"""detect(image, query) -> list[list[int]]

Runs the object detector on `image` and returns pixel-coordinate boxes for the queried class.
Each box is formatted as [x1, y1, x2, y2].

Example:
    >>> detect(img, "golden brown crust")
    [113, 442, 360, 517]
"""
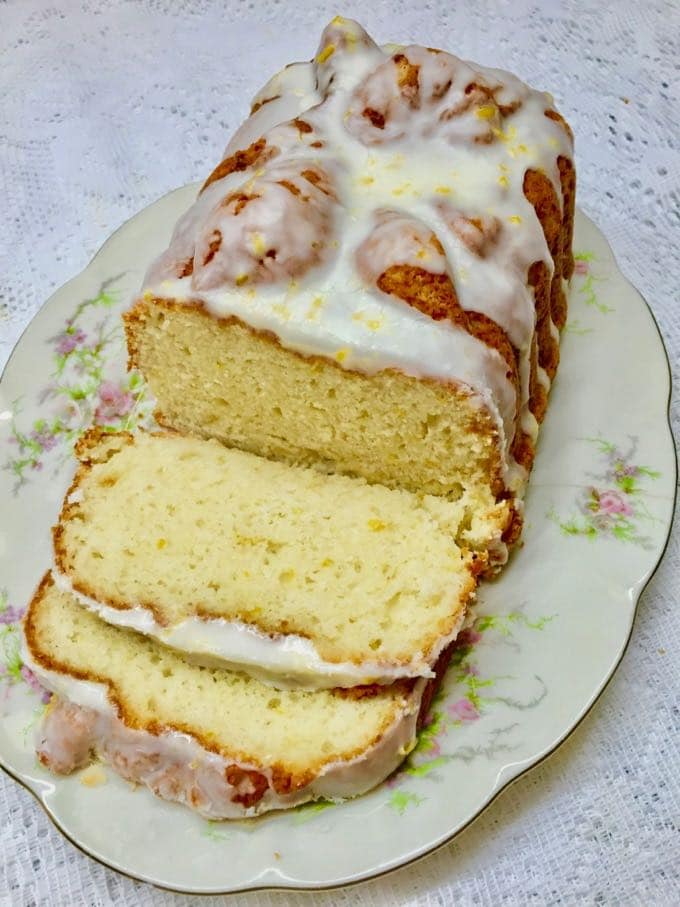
[376, 264, 519, 394]
[526, 259, 559, 382]
[558, 155, 576, 286]
[523, 169, 561, 258]
[416, 635, 457, 732]
[250, 94, 280, 115]
[292, 117, 313, 134]
[509, 429, 535, 473]
[500, 499, 524, 547]
[53, 430, 174, 628]
[73, 426, 134, 462]
[200, 138, 275, 194]
[524, 147, 575, 363]
[544, 108, 574, 144]
[523, 168, 562, 383]
[528, 334, 548, 424]
[393, 53, 420, 108]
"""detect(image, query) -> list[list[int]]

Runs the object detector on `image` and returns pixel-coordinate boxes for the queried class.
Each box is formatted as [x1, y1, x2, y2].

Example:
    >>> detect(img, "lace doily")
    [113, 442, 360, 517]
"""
[1, 1, 678, 904]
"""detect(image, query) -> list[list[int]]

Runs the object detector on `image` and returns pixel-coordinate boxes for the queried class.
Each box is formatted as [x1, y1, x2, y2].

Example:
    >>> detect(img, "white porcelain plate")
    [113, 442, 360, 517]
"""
[0, 190, 676, 894]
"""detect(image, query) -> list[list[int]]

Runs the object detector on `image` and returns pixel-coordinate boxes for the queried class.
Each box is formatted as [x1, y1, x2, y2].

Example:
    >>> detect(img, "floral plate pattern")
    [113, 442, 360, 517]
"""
[0, 189, 676, 894]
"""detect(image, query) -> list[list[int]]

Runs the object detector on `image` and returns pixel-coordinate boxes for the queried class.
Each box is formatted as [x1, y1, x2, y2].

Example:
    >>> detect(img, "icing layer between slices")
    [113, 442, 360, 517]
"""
[52, 568, 467, 689]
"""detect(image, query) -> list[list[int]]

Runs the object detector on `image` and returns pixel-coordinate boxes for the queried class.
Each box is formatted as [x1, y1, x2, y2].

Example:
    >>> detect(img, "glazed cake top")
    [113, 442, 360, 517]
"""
[143, 17, 573, 487]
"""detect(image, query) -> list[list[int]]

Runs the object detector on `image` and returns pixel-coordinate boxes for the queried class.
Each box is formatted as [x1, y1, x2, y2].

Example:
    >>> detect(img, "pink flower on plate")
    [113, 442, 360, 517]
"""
[20, 666, 52, 703]
[574, 259, 589, 276]
[30, 427, 57, 452]
[447, 697, 480, 722]
[56, 328, 87, 355]
[597, 489, 634, 517]
[427, 738, 441, 757]
[95, 380, 134, 423]
[0, 604, 24, 625]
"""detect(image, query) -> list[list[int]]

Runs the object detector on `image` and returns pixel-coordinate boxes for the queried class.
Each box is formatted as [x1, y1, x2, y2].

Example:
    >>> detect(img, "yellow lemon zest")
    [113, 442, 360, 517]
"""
[316, 44, 335, 64]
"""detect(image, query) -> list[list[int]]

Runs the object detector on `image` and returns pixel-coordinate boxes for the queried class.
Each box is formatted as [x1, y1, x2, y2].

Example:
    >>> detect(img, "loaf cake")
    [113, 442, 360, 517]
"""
[25, 575, 445, 818]
[125, 16, 575, 560]
[53, 428, 485, 687]
[28, 17, 576, 820]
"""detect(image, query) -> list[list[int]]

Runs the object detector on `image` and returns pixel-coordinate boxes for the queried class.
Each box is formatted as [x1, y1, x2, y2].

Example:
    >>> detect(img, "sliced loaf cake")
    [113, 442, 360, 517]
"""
[25, 575, 440, 818]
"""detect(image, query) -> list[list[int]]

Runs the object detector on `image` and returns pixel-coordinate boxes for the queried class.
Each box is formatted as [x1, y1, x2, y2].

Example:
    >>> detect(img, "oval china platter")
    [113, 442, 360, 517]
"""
[0, 190, 675, 894]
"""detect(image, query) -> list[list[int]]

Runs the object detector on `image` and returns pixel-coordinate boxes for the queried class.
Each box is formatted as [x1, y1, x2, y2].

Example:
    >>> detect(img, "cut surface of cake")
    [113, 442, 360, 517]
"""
[25, 575, 441, 818]
[125, 16, 575, 561]
[53, 429, 484, 687]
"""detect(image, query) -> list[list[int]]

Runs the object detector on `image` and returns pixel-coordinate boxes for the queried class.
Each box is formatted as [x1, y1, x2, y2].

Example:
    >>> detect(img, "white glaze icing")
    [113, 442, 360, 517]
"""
[24, 642, 425, 819]
[142, 18, 573, 488]
[51, 568, 467, 689]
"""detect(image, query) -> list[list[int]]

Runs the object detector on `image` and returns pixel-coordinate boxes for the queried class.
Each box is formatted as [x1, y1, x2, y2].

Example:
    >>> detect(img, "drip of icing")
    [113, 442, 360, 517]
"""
[142, 17, 573, 488]
[24, 643, 425, 819]
[51, 568, 467, 689]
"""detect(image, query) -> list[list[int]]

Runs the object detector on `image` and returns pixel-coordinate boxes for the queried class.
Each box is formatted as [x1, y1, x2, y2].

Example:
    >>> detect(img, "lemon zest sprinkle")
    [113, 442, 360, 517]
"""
[250, 232, 266, 255]
[368, 519, 390, 531]
[316, 44, 335, 64]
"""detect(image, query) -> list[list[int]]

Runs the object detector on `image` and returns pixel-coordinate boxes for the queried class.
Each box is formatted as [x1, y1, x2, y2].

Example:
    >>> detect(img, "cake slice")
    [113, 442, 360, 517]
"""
[25, 575, 441, 818]
[53, 428, 487, 687]
[124, 17, 575, 564]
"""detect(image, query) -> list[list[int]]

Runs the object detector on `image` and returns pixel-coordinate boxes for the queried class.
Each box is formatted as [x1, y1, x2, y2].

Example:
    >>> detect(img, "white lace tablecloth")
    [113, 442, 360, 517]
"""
[1, 1, 678, 904]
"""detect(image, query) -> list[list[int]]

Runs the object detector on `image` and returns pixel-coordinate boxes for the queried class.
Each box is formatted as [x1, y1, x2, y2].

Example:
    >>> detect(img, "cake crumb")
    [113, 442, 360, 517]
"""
[80, 764, 107, 788]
